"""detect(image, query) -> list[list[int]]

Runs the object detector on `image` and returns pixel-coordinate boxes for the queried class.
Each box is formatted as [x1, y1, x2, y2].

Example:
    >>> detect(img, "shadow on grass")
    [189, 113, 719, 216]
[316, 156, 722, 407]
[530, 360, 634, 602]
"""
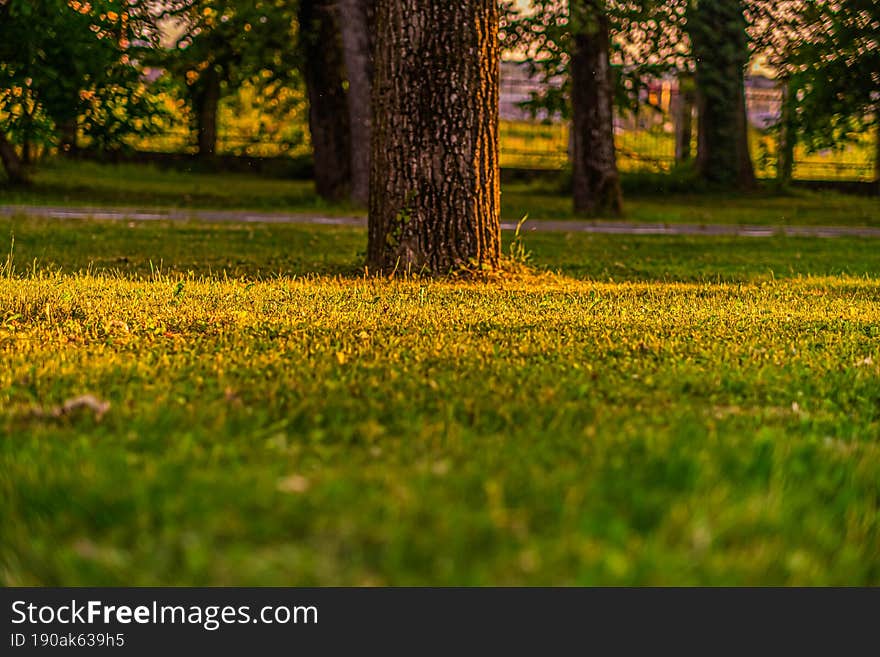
[3, 212, 880, 285]
[0, 216, 364, 280]
[0, 159, 360, 216]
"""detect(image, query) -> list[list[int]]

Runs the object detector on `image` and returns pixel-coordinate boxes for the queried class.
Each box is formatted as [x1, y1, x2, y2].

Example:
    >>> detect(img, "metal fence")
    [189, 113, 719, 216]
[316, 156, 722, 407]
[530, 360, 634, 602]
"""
[499, 120, 877, 181]
[497, 71, 877, 182]
[127, 129, 311, 159]
[131, 81, 876, 181]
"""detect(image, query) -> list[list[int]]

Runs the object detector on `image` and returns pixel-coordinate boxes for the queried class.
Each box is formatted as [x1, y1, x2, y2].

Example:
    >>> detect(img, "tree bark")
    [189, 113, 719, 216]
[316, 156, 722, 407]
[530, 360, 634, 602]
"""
[299, 0, 351, 201]
[874, 119, 880, 188]
[337, 0, 373, 206]
[674, 73, 695, 164]
[0, 134, 29, 185]
[688, 0, 756, 189]
[776, 79, 795, 187]
[193, 66, 220, 158]
[569, 0, 623, 217]
[368, 0, 501, 274]
[59, 118, 79, 155]
[20, 99, 33, 165]
[20, 134, 31, 166]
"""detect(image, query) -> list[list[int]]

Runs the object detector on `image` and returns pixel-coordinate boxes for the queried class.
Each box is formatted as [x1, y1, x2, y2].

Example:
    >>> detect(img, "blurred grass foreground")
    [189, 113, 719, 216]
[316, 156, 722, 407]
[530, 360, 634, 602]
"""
[2, 213, 880, 585]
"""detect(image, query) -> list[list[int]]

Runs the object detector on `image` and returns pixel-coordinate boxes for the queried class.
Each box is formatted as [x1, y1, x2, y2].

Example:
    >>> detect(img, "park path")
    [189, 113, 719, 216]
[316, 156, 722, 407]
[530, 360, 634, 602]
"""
[3, 203, 880, 238]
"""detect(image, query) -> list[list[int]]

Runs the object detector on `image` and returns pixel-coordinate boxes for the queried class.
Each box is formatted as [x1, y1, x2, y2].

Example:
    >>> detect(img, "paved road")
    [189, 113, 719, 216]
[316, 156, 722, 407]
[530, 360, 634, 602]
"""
[3, 203, 880, 238]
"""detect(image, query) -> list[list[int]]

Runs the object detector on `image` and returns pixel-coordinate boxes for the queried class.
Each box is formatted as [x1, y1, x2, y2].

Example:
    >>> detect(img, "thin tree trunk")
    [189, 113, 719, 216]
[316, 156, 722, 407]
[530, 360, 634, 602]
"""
[0, 134, 29, 185]
[874, 119, 880, 188]
[569, 0, 623, 217]
[299, 0, 351, 201]
[776, 79, 795, 187]
[20, 135, 31, 166]
[20, 97, 33, 165]
[674, 74, 695, 164]
[59, 118, 79, 155]
[194, 67, 220, 158]
[689, 0, 756, 189]
[368, 0, 501, 274]
[337, 0, 373, 206]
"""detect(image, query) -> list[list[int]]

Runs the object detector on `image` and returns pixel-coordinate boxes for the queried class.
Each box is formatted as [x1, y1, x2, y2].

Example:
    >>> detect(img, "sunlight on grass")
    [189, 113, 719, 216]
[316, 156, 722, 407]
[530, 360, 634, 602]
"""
[2, 217, 879, 585]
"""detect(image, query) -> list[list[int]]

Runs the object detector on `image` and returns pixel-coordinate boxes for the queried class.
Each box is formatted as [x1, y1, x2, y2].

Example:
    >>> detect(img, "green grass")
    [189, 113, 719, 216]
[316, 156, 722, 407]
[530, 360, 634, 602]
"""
[2, 216, 880, 585]
[3, 214, 880, 281]
[1, 159, 878, 227]
[0, 160, 351, 215]
[506, 184, 880, 226]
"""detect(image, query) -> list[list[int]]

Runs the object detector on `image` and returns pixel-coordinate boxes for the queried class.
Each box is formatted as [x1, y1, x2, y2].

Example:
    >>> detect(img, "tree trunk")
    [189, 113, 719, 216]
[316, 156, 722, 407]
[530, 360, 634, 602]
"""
[20, 135, 31, 166]
[688, 0, 756, 189]
[569, 0, 623, 217]
[299, 0, 351, 201]
[0, 134, 29, 185]
[337, 0, 373, 206]
[59, 118, 79, 155]
[20, 98, 33, 165]
[368, 0, 501, 274]
[674, 73, 695, 164]
[874, 120, 880, 188]
[194, 67, 220, 158]
[776, 79, 795, 187]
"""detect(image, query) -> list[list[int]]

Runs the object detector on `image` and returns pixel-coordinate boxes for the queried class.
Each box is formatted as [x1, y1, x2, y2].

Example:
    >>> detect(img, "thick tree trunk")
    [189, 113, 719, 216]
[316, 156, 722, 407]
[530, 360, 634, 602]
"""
[674, 74, 695, 164]
[368, 0, 501, 274]
[0, 134, 29, 185]
[569, 0, 622, 217]
[688, 0, 756, 189]
[299, 0, 351, 201]
[337, 0, 373, 206]
[194, 67, 220, 158]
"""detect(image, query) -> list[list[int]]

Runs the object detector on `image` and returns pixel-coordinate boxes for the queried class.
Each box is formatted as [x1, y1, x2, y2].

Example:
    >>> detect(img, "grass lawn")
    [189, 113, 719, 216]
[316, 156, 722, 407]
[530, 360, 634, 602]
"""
[2, 159, 878, 226]
[2, 216, 879, 585]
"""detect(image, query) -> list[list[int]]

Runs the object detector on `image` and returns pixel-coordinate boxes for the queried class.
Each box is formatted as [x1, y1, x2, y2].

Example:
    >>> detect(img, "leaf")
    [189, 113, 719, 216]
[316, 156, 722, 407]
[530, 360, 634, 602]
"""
[30, 395, 111, 422]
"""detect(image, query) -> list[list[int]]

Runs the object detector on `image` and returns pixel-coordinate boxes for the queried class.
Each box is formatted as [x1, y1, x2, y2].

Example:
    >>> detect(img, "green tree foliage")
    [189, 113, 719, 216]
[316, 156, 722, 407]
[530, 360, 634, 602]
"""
[157, 0, 299, 157]
[502, 0, 689, 120]
[747, 0, 879, 182]
[786, 1, 879, 153]
[0, 0, 171, 181]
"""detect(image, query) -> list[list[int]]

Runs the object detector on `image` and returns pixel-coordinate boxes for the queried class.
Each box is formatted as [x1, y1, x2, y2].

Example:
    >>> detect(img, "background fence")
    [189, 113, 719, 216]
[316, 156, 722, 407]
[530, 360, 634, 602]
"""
[117, 66, 877, 184]
[498, 120, 877, 181]
[128, 118, 876, 183]
[498, 72, 876, 181]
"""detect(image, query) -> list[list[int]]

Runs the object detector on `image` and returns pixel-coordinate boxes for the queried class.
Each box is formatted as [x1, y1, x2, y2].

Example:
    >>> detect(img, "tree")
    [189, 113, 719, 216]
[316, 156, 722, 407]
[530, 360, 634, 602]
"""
[781, 0, 880, 185]
[0, 0, 167, 184]
[0, 0, 112, 182]
[569, 0, 622, 216]
[162, 1, 298, 158]
[503, 1, 688, 214]
[368, 0, 501, 274]
[0, 134, 26, 185]
[673, 73, 695, 164]
[336, 0, 374, 206]
[297, 0, 351, 200]
[687, 0, 755, 188]
[775, 79, 796, 185]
